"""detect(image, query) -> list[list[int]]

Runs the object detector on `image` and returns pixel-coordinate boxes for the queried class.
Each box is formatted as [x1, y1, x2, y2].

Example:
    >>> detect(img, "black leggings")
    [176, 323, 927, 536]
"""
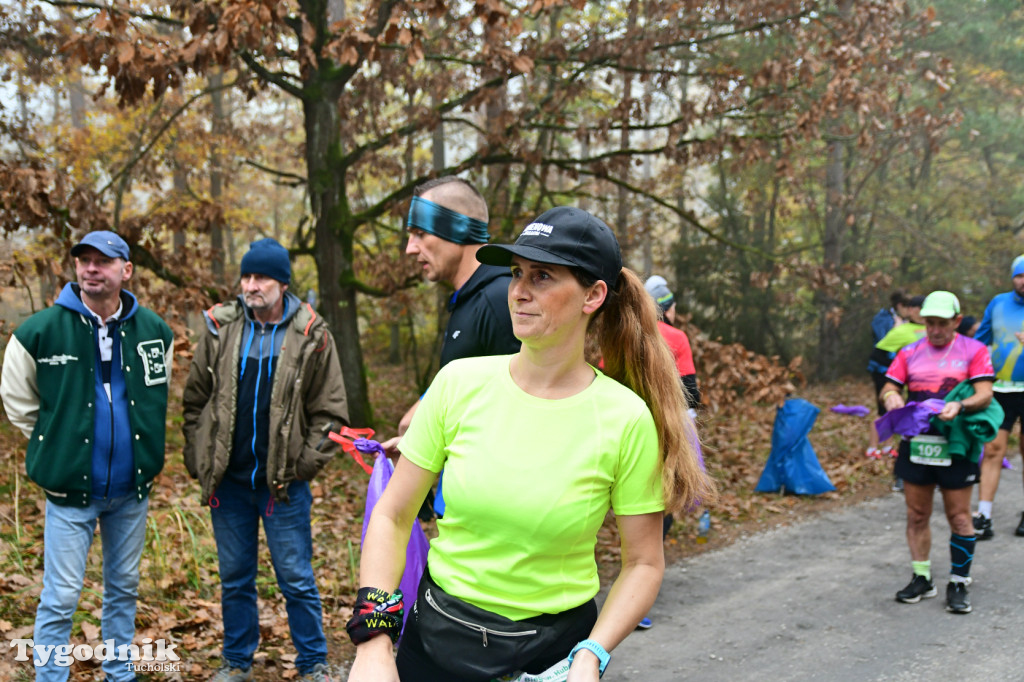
[395, 596, 597, 682]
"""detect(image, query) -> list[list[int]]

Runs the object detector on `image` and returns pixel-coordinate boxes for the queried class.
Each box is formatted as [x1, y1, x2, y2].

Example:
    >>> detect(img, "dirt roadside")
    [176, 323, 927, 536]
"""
[606, 462, 1024, 681]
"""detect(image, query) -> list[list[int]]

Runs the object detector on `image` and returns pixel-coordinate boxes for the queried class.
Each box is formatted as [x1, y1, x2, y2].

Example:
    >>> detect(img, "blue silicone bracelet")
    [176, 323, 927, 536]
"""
[569, 639, 610, 676]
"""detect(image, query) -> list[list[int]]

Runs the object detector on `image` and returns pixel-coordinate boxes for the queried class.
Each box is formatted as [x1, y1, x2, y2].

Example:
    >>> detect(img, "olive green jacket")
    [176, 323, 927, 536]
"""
[182, 296, 348, 502]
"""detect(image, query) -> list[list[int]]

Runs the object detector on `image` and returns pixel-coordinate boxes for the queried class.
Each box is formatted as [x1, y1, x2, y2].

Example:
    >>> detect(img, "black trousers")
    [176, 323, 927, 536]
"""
[395, 592, 597, 682]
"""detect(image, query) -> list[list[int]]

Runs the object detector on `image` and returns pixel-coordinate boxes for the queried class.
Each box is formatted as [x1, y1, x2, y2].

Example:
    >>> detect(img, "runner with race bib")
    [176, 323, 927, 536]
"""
[879, 291, 995, 614]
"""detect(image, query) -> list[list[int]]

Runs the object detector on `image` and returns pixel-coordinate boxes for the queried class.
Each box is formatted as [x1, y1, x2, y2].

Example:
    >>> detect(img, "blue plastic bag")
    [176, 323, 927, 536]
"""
[755, 398, 835, 495]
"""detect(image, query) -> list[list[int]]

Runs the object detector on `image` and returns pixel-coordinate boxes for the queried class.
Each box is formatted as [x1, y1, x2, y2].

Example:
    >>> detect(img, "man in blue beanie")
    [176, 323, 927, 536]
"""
[183, 237, 349, 681]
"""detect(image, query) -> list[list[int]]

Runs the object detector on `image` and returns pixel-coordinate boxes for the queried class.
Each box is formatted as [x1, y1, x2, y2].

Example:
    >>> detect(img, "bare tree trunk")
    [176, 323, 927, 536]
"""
[817, 138, 846, 379]
[616, 0, 639, 247]
[61, 9, 88, 130]
[298, 0, 371, 424]
[483, 23, 509, 220]
[677, 55, 691, 245]
[823, 139, 845, 271]
[390, 93, 416, 366]
[305, 91, 369, 425]
[16, 72, 29, 124]
[68, 71, 87, 129]
[272, 184, 282, 241]
[209, 68, 227, 282]
[641, 78, 653, 278]
[430, 87, 449, 382]
[327, 0, 345, 21]
[579, 131, 590, 213]
[817, 0, 855, 381]
[173, 166, 187, 250]
[431, 95, 445, 171]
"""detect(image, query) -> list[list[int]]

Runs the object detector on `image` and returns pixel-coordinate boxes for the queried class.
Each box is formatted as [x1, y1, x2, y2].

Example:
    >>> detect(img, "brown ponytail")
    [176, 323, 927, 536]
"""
[587, 268, 716, 514]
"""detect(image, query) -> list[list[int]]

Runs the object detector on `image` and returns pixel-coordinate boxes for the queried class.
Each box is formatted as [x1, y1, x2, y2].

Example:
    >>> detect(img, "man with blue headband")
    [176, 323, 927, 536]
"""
[973, 255, 1024, 539]
[394, 177, 520, 518]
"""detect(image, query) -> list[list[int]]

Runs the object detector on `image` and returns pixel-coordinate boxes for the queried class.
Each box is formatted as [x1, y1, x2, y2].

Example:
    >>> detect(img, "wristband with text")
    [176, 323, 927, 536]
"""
[345, 587, 404, 645]
[569, 638, 610, 677]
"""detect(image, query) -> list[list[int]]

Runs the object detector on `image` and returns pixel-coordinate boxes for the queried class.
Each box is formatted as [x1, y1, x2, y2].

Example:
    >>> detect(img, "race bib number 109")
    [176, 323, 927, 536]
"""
[909, 435, 951, 467]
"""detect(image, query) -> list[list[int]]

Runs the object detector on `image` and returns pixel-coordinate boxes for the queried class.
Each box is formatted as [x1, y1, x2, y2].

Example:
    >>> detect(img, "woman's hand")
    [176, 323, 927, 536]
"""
[882, 388, 904, 412]
[937, 400, 964, 422]
[566, 650, 601, 682]
[381, 436, 402, 464]
[346, 637, 399, 682]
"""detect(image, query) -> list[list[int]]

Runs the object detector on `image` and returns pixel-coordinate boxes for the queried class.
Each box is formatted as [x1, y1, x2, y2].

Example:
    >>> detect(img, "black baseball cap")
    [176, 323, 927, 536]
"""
[476, 206, 622, 287]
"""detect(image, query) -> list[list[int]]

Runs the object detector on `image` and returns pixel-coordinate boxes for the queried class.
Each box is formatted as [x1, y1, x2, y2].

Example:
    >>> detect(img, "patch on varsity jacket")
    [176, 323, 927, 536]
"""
[136, 339, 168, 386]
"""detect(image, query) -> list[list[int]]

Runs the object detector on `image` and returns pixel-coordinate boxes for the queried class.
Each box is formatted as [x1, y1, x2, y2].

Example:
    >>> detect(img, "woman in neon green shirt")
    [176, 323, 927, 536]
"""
[347, 207, 715, 682]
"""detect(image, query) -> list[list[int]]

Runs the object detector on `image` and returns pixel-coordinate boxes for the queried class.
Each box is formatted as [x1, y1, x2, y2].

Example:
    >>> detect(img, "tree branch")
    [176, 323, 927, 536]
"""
[42, 0, 183, 26]
[564, 163, 779, 260]
[238, 52, 305, 99]
[243, 159, 307, 186]
[338, 72, 511, 167]
[98, 75, 249, 197]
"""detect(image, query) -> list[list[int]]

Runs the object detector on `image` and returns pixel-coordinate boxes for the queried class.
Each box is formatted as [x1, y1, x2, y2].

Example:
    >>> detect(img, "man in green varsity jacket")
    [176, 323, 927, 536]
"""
[0, 230, 173, 682]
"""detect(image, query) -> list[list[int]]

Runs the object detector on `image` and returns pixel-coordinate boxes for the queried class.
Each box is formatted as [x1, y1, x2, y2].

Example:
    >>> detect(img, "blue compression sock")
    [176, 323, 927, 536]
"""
[950, 533, 975, 579]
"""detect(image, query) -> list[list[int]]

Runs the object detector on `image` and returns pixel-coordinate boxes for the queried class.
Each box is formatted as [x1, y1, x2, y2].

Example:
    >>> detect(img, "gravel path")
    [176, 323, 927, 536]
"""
[607, 464, 1024, 681]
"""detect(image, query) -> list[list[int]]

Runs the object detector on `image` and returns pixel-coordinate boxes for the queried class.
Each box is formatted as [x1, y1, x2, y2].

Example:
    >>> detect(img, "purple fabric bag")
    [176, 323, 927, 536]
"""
[874, 400, 945, 442]
[356, 439, 430, 635]
[831, 404, 871, 417]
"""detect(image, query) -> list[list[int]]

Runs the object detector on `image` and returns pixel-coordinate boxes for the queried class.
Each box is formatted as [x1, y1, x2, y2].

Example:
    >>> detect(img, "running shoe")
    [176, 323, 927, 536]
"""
[865, 447, 882, 459]
[895, 574, 936, 603]
[946, 581, 972, 614]
[636, 617, 653, 630]
[892, 477, 904, 493]
[973, 514, 994, 540]
[881, 445, 897, 458]
[305, 663, 336, 682]
[1016, 511, 1024, 537]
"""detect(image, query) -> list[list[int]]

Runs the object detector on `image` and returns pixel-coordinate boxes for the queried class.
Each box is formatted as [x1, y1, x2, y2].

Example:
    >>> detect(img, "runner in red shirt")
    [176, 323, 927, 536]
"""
[644, 276, 699, 411]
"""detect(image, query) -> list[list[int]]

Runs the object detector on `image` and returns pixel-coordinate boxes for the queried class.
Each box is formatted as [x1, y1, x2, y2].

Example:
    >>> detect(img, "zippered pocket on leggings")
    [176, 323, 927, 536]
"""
[424, 588, 538, 647]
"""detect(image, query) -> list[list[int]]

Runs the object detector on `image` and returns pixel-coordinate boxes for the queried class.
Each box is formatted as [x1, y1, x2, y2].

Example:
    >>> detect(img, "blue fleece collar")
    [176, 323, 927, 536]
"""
[56, 282, 138, 322]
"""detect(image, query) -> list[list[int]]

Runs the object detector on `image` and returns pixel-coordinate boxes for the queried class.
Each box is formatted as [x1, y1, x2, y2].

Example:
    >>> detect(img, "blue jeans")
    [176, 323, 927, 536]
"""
[209, 478, 327, 674]
[35, 494, 149, 682]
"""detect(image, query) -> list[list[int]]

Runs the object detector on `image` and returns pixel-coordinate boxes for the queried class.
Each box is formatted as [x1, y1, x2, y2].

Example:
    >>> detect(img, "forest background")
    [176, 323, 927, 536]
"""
[0, 0, 1023, 679]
